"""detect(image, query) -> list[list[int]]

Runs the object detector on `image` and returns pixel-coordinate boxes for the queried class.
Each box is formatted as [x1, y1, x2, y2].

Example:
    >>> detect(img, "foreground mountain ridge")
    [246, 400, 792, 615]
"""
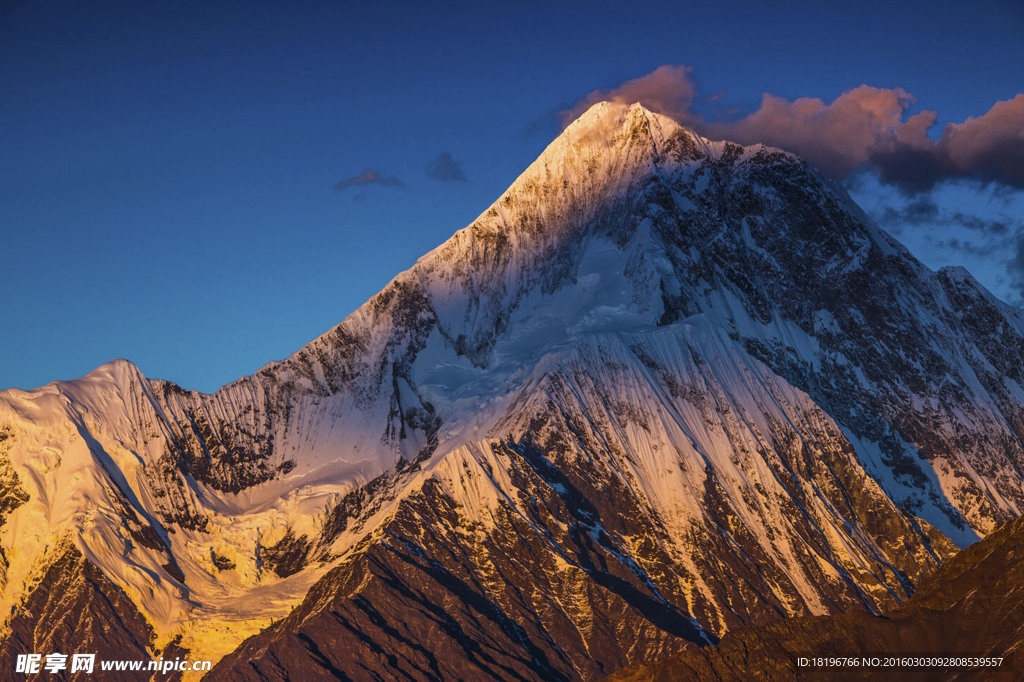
[1, 102, 1023, 678]
[608, 513, 1024, 681]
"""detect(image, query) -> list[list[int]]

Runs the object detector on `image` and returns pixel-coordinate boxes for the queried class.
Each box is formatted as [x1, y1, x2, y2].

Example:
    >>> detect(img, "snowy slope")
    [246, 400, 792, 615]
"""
[2, 102, 1024, 678]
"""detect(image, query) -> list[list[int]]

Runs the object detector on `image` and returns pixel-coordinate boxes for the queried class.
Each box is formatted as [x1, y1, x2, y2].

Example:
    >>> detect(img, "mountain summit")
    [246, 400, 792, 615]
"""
[2, 102, 1024, 679]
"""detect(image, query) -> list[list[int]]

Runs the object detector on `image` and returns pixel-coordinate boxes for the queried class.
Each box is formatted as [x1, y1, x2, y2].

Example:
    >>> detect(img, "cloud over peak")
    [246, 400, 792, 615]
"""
[558, 65, 698, 128]
[560, 66, 1024, 193]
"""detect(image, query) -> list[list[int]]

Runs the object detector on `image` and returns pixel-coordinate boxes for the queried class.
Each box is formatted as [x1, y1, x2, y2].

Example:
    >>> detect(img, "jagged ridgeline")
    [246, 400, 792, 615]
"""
[1, 102, 1023, 680]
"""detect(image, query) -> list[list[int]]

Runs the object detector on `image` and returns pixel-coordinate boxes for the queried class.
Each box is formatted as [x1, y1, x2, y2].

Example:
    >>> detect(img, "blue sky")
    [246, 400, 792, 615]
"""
[3, 0, 1022, 392]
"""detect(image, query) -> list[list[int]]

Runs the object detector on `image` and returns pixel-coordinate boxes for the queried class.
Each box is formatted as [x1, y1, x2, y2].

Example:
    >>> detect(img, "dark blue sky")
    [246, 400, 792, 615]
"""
[3, 0, 1023, 392]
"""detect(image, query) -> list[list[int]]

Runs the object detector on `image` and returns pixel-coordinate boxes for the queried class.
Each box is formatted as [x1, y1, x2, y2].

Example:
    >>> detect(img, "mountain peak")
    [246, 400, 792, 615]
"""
[538, 100, 686, 171]
[462, 101, 692, 241]
[562, 100, 679, 138]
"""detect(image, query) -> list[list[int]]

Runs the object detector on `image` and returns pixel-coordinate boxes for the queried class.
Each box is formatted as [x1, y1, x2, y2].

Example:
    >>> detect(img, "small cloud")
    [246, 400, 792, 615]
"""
[334, 168, 403, 190]
[426, 153, 467, 182]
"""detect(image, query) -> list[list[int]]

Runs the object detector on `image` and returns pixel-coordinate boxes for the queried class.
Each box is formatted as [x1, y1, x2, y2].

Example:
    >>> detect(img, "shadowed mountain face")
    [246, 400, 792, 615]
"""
[606, 514, 1024, 682]
[2, 102, 1024, 679]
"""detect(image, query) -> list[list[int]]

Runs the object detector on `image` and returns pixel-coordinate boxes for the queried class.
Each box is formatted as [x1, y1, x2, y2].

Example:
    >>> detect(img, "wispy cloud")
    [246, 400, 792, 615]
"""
[870, 195, 941, 227]
[559, 66, 1024, 193]
[426, 153, 466, 182]
[334, 168, 403, 190]
[874, 202, 1017, 236]
[1010, 234, 1024, 301]
[869, 192, 1024, 303]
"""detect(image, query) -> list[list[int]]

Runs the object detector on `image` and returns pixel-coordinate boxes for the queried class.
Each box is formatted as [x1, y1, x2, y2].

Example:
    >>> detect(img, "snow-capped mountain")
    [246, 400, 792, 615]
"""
[2, 102, 1023, 679]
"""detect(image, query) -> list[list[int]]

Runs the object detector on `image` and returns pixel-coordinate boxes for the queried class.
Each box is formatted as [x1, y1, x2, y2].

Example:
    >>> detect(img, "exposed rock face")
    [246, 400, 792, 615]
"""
[1, 102, 1023, 678]
[606, 514, 1024, 682]
[214, 446, 709, 681]
[0, 542, 154, 680]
